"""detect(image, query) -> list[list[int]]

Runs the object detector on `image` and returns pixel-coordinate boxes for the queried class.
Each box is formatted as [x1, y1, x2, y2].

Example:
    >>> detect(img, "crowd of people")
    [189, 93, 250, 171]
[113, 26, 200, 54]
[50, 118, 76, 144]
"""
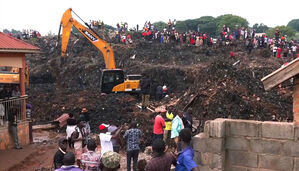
[21, 29, 41, 39]
[53, 98, 197, 171]
[111, 20, 299, 59]
[89, 20, 105, 31]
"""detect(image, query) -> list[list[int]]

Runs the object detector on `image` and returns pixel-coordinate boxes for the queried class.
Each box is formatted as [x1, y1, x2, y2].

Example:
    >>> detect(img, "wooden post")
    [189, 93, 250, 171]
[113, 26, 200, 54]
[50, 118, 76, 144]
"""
[19, 55, 26, 120]
[293, 75, 299, 125]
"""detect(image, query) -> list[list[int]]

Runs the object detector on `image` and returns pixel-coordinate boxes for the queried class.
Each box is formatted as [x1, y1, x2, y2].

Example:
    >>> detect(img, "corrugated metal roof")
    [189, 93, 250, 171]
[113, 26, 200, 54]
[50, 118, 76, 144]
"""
[0, 32, 40, 52]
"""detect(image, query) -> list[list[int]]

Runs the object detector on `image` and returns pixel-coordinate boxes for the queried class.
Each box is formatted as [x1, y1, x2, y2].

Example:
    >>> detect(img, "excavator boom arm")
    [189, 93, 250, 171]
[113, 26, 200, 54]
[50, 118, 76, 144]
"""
[60, 8, 116, 69]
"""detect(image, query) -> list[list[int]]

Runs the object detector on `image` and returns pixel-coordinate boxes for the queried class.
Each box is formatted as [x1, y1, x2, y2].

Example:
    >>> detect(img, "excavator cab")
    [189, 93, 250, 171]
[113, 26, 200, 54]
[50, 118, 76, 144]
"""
[100, 69, 141, 93]
[101, 69, 125, 93]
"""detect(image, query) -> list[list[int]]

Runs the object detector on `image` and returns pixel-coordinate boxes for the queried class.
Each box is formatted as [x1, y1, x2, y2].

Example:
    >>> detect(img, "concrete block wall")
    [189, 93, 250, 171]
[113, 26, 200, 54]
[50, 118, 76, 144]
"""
[0, 121, 30, 150]
[193, 118, 299, 171]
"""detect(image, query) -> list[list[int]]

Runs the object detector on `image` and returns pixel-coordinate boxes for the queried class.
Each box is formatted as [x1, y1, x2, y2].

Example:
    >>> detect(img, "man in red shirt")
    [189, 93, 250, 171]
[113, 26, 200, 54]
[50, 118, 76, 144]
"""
[153, 109, 166, 141]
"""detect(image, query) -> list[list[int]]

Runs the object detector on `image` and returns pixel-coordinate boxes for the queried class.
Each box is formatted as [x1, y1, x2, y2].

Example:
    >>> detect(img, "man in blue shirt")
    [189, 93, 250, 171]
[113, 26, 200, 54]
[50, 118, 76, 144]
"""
[175, 129, 199, 171]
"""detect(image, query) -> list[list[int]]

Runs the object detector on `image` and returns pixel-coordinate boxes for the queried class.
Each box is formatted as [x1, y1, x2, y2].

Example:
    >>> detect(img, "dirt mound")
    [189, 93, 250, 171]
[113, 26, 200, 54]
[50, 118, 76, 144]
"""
[26, 34, 293, 138]
[176, 60, 292, 131]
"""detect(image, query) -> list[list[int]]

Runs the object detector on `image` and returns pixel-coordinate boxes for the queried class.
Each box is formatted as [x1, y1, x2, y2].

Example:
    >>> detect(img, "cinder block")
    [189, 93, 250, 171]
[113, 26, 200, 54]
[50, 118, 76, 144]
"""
[294, 158, 299, 171]
[259, 154, 293, 171]
[249, 138, 282, 155]
[226, 119, 261, 137]
[294, 126, 299, 141]
[282, 141, 299, 157]
[196, 152, 224, 170]
[226, 166, 258, 171]
[228, 150, 258, 168]
[262, 121, 294, 140]
[210, 153, 224, 170]
[226, 137, 249, 151]
[193, 136, 224, 153]
[206, 118, 226, 138]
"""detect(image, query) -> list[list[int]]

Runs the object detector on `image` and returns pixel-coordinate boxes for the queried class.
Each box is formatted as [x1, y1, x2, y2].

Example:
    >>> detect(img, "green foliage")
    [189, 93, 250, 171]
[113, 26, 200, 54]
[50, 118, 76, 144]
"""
[287, 19, 299, 32]
[266, 26, 296, 38]
[198, 16, 217, 36]
[104, 24, 115, 30]
[2, 29, 22, 36]
[252, 23, 269, 33]
[175, 20, 188, 32]
[153, 21, 168, 30]
[152, 14, 247, 37]
[215, 14, 249, 33]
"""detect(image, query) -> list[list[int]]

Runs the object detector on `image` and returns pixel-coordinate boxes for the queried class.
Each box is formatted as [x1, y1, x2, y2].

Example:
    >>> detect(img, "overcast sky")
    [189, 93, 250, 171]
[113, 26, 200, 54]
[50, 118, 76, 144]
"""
[0, 0, 298, 35]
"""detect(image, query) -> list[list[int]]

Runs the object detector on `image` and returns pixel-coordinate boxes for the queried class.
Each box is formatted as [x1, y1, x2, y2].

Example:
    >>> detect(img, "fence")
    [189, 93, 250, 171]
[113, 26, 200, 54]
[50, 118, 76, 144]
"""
[0, 96, 27, 126]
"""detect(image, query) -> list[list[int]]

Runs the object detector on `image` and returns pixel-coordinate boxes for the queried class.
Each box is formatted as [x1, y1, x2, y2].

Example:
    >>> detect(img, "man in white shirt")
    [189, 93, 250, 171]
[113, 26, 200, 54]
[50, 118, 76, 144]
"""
[99, 123, 122, 156]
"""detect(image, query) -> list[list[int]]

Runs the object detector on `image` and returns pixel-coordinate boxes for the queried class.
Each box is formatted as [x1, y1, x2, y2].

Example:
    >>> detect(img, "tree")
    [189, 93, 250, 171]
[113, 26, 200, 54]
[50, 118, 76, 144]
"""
[153, 21, 168, 31]
[287, 19, 299, 32]
[266, 26, 296, 38]
[215, 14, 249, 34]
[252, 23, 269, 33]
[175, 20, 188, 32]
[198, 16, 217, 37]
[164, 16, 217, 36]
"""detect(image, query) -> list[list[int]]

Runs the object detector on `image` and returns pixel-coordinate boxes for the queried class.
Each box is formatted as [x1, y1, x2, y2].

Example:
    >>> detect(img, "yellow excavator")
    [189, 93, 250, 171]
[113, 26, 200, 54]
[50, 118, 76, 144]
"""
[58, 8, 140, 93]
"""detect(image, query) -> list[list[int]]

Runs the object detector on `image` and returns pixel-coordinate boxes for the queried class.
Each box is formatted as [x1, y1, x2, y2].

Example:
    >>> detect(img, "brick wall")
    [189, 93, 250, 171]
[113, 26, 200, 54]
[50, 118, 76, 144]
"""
[294, 75, 299, 124]
[0, 121, 30, 150]
[193, 118, 299, 171]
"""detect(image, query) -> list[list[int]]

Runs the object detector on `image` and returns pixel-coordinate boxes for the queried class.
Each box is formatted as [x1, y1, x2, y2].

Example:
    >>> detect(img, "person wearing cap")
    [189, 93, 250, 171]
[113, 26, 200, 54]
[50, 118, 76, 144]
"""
[53, 138, 68, 169]
[99, 123, 123, 156]
[55, 152, 83, 171]
[153, 108, 165, 142]
[100, 151, 121, 171]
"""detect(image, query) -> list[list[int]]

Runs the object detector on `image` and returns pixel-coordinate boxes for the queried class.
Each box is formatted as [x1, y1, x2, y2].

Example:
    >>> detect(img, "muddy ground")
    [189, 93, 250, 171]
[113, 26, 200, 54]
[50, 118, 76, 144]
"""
[24, 33, 293, 148]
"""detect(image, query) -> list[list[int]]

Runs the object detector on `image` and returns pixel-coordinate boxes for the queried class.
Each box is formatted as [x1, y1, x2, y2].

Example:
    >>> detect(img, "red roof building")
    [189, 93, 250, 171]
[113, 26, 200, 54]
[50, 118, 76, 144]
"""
[0, 32, 40, 150]
[0, 32, 39, 52]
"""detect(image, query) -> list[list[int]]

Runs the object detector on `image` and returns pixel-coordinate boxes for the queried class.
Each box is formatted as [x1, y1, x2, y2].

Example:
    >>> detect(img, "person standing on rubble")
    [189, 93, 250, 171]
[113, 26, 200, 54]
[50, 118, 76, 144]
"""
[80, 108, 90, 134]
[182, 108, 193, 131]
[123, 121, 142, 171]
[99, 123, 123, 156]
[139, 75, 151, 110]
[153, 108, 166, 141]
[71, 119, 87, 167]
[164, 106, 174, 148]
[67, 113, 77, 148]
[108, 121, 121, 153]
[171, 111, 184, 149]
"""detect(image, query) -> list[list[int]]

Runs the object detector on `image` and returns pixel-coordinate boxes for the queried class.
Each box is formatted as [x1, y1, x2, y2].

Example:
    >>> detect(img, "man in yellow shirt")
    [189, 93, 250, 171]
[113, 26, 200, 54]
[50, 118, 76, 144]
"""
[163, 107, 174, 148]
